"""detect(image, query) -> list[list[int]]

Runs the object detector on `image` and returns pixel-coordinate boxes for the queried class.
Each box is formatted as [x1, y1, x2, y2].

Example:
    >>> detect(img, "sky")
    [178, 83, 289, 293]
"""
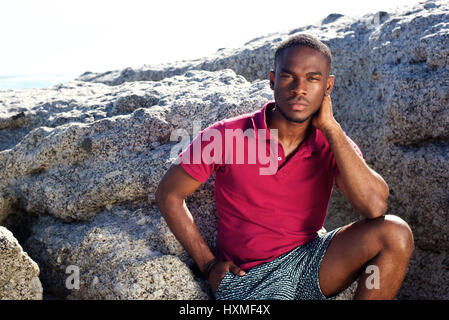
[0, 0, 422, 89]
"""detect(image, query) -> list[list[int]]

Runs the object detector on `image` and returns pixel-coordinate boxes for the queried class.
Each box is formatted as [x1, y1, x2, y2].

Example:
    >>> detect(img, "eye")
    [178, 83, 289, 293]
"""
[280, 73, 293, 78]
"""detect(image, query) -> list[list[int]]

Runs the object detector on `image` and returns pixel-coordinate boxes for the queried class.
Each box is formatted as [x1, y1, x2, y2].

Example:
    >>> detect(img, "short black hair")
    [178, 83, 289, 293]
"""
[274, 34, 332, 71]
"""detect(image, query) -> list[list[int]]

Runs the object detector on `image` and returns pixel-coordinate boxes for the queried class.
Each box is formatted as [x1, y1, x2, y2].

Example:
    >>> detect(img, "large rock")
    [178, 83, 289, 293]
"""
[0, 0, 447, 299]
[24, 204, 212, 299]
[0, 70, 272, 223]
[0, 226, 42, 299]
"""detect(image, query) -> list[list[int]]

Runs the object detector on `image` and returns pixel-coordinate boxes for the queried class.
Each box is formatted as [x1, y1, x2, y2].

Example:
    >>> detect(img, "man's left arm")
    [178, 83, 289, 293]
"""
[313, 95, 389, 219]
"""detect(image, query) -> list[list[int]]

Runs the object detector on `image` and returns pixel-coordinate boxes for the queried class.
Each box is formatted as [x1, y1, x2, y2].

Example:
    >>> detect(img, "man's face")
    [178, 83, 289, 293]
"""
[270, 46, 334, 124]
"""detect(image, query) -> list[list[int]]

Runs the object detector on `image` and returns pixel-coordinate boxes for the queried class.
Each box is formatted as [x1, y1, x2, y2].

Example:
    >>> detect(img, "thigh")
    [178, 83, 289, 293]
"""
[318, 218, 385, 297]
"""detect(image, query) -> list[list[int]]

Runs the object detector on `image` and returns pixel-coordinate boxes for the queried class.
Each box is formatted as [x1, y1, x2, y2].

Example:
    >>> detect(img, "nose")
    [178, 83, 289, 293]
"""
[290, 78, 308, 95]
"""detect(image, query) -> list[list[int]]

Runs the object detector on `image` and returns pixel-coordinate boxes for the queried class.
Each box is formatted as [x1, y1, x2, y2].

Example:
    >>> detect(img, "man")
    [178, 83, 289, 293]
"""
[156, 34, 414, 300]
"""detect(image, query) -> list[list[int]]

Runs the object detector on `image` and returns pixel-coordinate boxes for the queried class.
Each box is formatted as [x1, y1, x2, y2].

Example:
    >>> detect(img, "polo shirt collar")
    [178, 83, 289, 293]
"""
[252, 101, 320, 155]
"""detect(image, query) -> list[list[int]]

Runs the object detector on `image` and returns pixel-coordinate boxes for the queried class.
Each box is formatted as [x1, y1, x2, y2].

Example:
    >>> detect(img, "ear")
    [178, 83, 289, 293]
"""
[269, 70, 275, 90]
[325, 75, 335, 96]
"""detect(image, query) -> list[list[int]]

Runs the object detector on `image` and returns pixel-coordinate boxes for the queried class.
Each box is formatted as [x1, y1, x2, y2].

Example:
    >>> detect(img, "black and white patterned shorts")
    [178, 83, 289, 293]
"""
[214, 227, 342, 300]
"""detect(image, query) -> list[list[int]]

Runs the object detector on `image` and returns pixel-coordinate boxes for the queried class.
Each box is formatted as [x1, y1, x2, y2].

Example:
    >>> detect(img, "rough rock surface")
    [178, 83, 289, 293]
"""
[0, 0, 448, 299]
[0, 226, 42, 299]
[24, 204, 211, 299]
[0, 70, 271, 223]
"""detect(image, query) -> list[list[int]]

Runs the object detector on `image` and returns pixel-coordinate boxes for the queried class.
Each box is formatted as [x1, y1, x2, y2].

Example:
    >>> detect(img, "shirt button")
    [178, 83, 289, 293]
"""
[277, 157, 282, 161]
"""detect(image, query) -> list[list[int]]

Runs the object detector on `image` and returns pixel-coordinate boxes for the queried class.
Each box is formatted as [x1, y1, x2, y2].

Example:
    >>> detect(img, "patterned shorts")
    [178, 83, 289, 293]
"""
[214, 227, 342, 300]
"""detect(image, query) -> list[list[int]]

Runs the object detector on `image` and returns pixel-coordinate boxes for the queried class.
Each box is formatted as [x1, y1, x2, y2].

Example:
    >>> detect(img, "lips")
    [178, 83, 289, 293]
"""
[291, 104, 307, 111]
[288, 98, 309, 111]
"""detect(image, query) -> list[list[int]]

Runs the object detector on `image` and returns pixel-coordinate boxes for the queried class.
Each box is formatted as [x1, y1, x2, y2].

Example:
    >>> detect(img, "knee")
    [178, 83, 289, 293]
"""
[378, 215, 414, 255]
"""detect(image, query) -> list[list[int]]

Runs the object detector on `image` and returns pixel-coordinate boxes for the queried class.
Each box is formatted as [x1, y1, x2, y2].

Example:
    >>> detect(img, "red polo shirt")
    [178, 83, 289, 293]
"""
[179, 101, 362, 271]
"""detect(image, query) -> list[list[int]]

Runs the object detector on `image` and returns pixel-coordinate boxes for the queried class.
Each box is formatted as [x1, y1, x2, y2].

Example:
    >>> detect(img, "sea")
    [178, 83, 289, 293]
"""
[0, 73, 78, 90]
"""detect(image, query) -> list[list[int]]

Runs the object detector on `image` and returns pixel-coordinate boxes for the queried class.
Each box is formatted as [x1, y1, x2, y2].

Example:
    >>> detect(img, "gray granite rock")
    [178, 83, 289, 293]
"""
[0, 70, 272, 223]
[24, 203, 213, 299]
[0, 226, 42, 299]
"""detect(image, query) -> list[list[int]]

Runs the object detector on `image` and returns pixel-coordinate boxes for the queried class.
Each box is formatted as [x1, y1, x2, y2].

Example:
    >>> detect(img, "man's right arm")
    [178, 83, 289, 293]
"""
[155, 164, 245, 292]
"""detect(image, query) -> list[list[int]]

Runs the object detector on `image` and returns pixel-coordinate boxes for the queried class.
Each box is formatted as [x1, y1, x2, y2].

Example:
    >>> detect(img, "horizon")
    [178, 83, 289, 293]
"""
[0, 0, 421, 89]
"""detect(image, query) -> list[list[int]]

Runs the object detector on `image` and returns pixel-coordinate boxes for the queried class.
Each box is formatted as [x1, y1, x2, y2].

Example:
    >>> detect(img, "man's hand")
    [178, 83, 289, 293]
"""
[208, 261, 246, 292]
[311, 94, 338, 132]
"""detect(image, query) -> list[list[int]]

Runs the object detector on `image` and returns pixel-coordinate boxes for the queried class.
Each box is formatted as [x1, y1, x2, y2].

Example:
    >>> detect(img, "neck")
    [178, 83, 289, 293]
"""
[266, 105, 311, 146]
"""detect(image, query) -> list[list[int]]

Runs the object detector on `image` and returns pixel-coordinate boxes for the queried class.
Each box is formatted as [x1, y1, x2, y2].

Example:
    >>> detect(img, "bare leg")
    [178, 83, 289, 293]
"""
[319, 214, 414, 299]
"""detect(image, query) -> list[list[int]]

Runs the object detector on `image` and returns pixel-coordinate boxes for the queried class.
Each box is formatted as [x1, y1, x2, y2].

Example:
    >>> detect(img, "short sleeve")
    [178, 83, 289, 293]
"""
[178, 121, 225, 183]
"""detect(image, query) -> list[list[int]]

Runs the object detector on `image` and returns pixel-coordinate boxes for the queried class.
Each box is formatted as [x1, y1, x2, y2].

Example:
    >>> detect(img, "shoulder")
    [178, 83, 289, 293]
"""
[314, 129, 331, 150]
[204, 110, 257, 133]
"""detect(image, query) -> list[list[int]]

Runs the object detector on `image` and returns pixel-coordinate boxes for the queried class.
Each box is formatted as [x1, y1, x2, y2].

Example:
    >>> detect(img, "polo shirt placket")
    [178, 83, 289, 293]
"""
[253, 103, 320, 179]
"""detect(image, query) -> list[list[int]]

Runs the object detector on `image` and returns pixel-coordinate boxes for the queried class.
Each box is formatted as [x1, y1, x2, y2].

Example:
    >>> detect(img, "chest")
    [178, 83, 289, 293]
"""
[216, 148, 335, 208]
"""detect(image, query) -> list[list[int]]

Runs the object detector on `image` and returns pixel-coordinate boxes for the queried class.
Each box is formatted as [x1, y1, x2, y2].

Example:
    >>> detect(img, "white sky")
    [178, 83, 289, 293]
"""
[0, 0, 420, 77]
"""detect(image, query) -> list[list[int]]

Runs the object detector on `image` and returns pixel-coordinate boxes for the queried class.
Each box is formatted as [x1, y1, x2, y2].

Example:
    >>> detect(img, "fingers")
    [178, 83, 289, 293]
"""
[208, 261, 246, 293]
[229, 262, 246, 276]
